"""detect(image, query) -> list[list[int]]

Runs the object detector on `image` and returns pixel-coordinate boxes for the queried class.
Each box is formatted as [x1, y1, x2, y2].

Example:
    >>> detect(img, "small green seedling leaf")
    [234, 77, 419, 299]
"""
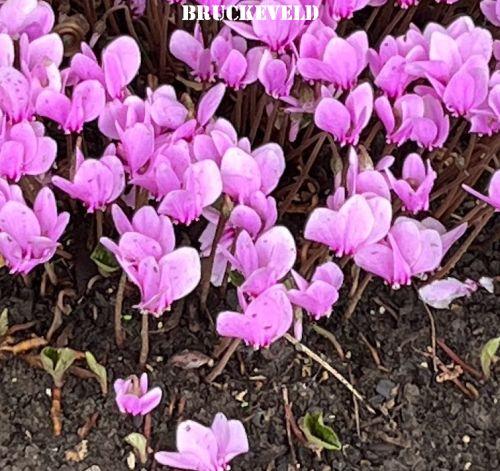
[299, 411, 342, 452]
[480, 337, 500, 379]
[228, 270, 245, 287]
[0, 308, 8, 337]
[85, 352, 108, 395]
[40, 347, 77, 387]
[125, 432, 148, 464]
[91, 243, 119, 276]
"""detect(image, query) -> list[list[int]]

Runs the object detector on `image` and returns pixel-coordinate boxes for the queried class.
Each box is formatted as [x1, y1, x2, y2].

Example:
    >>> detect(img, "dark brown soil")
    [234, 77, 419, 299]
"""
[0, 217, 498, 471]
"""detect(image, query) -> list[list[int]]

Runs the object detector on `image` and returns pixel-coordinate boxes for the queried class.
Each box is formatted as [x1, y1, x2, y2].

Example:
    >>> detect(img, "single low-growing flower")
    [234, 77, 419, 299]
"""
[155, 413, 249, 471]
[217, 284, 292, 348]
[462, 170, 500, 210]
[288, 262, 344, 320]
[52, 146, 125, 212]
[0, 187, 69, 274]
[114, 373, 162, 416]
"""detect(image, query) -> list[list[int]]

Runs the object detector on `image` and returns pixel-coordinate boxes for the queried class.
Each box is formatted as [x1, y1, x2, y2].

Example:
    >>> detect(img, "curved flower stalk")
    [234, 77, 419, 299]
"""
[52, 146, 125, 212]
[288, 262, 344, 320]
[114, 373, 162, 416]
[314, 83, 373, 146]
[354, 217, 467, 288]
[65, 36, 141, 100]
[462, 170, 500, 210]
[385, 153, 437, 214]
[298, 29, 368, 90]
[375, 93, 449, 150]
[305, 194, 392, 257]
[36, 79, 106, 133]
[0, 118, 56, 181]
[155, 413, 249, 471]
[0, 187, 69, 274]
[217, 284, 293, 348]
[101, 206, 201, 316]
[0, 0, 54, 40]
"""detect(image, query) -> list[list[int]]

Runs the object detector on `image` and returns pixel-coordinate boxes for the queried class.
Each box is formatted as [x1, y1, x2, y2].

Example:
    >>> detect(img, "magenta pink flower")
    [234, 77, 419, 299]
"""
[298, 30, 368, 90]
[114, 373, 162, 416]
[481, 0, 500, 26]
[223, 226, 296, 297]
[354, 217, 467, 287]
[322, 0, 370, 21]
[375, 93, 449, 150]
[36, 79, 106, 134]
[288, 262, 344, 320]
[0, 0, 54, 40]
[98, 95, 149, 140]
[67, 36, 141, 100]
[462, 170, 500, 210]
[0, 177, 25, 208]
[305, 194, 392, 257]
[155, 413, 249, 471]
[418, 277, 477, 309]
[314, 83, 373, 146]
[148, 85, 188, 131]
[217, 284, 292, 348]
[116, 122, 155, 177]
[257, 50, 295, 99]
[389, 153, 437, 214]
[0, 119, 56, 181]
[0, 66, 33, 122]
[0, 188, 69, 274]
[158, 160, 223, 225]
[52, 146, 125, 212]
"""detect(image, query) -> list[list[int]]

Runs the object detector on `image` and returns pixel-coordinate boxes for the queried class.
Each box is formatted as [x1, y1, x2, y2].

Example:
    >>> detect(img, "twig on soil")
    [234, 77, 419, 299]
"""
[51, 386, 63, 436]
[0, 336, 47, 354]
[423, 303, 437, 373]
[348, 366, 361, 439]
[78, 412, 99, 439]
[311, 325, 345, 361]
[114, 272, 127, 348]
[436, 338, 483, 381]
[206, 338, 241, 383]
[139, 313, 149, 368]
[282, 387, 300, 469]
[344, 273, 372, 321]
[284, 333, 376, 414]
[358, 333, 389, 372]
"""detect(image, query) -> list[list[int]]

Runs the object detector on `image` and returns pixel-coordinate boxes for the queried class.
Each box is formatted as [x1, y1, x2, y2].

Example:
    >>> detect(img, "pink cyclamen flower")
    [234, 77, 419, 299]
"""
[217, 284, 292, 348]
[114, 373, 162, 416]
[390, 153, 437, 214]
[52, 146, 125, 212]
[0, 66, 33, 122]
[258, 50, 295, 99]
[462, 170, 500, 210]
[305, 194, 392, 257]
[375, 93, 449, 150]
[481, 0, 500, 26]
[288, 262, 344, 320]
[0, 0, 54, 40]
[298, 30, 368, 90]
[0, 177, 25, 208]
[0, 187, 69, 274]
[67, 36, 141, 100]
[36, 79, 106, 134]
[158, 159, 223, 225]
[148, 85, 188, 131]
[0, 119, 56, 181]
[354, 217, 467, 288]
[155, 413, 249, 471]
[314, 83, 373, 146]
[223, 226, 296, 297]
[418, 277, 477, 309]
[322, 0, 370, 21]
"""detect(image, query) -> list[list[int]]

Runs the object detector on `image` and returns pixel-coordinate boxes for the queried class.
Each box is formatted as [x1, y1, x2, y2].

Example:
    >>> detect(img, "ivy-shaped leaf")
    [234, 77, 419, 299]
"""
[299, 411, 341, 452]
[125, 432, 148, 464]
[91, 243, 119, 276]
[0, 308, 8, 338]
[85, 351, 108, 395]
[40, 347, 77, 387]
[480, 337, 500, 379]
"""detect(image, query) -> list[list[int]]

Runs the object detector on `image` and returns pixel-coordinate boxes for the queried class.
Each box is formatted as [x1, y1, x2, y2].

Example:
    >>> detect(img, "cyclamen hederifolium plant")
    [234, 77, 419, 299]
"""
[0, 0, 499, 469]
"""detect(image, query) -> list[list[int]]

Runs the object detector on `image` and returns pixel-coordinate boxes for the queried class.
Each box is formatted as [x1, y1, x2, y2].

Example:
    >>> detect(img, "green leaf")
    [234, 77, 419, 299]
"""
[125, 432, 148, 464]
[40, 347, 77, 387]
[228, 270, 245, 287]
[480, 337, 500, 379]
[85, 352, 108, 395]
[299, 412, 342, 452]
[91, 243, 119, 276]
[0, 308, 8, 337]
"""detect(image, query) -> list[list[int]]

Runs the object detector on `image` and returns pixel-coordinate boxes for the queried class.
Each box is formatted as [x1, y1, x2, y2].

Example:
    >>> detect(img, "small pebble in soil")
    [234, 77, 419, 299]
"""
[462, 435, 471, 445]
